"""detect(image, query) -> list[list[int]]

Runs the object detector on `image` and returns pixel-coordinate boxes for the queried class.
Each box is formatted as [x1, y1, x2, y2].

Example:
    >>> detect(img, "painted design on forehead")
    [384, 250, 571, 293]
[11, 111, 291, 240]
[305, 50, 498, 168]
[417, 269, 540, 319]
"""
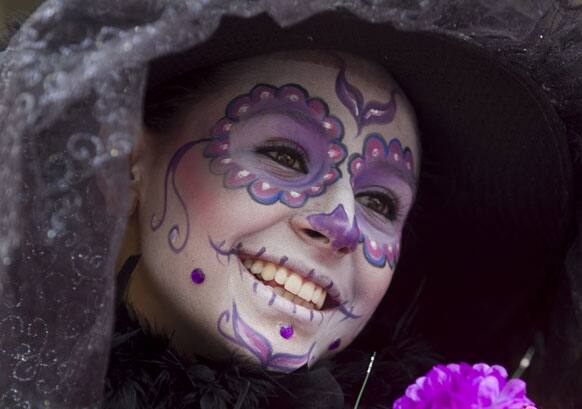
[151, 138, 212, 252]
[306, 204, 360, 253]
[204, 84, 347, 208]
[336, 66, 398, 136]
[217, 302, 315, 373]
[349, 133, 414, 268]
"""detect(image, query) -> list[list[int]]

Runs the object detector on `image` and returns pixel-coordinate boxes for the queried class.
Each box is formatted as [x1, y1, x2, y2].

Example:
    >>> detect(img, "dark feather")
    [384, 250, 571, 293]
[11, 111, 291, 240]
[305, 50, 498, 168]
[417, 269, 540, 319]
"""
[102, 301, 438, 409]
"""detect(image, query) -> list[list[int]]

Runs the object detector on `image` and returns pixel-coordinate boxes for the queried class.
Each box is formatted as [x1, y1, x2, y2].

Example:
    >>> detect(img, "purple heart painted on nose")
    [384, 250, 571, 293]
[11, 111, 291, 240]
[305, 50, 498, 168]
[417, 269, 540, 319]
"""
[307, 204, 360, 252]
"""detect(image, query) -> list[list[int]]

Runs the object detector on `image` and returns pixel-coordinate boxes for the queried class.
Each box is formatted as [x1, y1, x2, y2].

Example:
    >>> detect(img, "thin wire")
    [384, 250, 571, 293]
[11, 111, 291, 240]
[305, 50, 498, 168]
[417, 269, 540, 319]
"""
[512, 345, 536, 379]
[353, 351, 377, 409]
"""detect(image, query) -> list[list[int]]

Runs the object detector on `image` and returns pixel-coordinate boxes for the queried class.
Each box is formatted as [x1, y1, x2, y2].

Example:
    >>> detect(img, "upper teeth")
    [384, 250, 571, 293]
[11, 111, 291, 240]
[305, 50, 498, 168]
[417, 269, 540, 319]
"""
[243, 258, 327, 310]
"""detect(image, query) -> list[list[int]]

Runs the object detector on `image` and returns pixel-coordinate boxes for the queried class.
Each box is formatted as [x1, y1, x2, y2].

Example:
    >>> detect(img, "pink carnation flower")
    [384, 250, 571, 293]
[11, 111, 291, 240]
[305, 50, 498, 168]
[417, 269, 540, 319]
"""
[393, 363, 536, 409]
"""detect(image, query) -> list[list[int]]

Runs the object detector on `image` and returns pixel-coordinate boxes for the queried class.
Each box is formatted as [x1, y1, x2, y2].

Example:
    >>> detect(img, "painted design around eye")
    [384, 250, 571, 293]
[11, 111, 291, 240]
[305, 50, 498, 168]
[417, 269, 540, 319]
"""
[349, 133, 414, 268]
[203, 84, 347, 208]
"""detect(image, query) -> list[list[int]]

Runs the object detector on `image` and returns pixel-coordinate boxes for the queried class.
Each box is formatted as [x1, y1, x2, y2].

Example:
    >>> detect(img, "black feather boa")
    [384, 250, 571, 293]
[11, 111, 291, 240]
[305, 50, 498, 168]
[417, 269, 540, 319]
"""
[102, 302, 438, 409]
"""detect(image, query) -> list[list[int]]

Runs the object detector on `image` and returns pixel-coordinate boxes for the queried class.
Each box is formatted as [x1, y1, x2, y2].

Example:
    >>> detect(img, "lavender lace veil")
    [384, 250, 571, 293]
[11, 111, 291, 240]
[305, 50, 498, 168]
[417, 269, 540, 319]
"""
[0, 1, 581, 407]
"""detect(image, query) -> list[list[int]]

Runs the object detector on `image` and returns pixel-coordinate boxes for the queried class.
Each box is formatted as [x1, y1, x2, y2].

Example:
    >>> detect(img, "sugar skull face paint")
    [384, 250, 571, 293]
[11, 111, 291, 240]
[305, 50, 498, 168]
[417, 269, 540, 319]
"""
[204, 84, 347, 208]
[336, 65, 398, 136]
[348, 133, 415, 268]
[127, 51, 420, 372]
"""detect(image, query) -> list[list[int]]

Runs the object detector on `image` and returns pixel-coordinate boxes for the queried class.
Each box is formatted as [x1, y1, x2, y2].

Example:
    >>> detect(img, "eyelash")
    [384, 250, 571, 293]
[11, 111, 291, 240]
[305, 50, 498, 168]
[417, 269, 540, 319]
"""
[254, 139, 309, 174]
[355, 190, 401, 222]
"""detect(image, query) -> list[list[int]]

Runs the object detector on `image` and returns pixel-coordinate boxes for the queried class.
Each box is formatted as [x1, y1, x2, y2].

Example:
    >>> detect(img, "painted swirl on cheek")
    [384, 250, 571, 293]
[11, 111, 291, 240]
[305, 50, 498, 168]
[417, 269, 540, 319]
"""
[217, 302, 315, 373]
[349, 133, 414, 268]
[150, 138, 212, 252]
[203, 84, 347, 208]
[335, 65, 398, 136]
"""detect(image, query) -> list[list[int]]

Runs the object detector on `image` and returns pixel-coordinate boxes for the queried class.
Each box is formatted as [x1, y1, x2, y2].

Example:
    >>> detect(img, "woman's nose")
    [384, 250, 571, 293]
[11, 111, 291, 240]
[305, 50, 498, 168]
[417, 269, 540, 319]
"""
[291, 204, 360, 255]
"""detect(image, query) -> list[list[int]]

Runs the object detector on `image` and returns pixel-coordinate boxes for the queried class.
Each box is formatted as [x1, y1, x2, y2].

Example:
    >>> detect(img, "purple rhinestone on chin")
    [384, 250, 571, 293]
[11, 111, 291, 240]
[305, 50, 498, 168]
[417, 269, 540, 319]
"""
[280, 324, 294, 339]
[328, 338, 341, 350]
[191, 268, 205, 284]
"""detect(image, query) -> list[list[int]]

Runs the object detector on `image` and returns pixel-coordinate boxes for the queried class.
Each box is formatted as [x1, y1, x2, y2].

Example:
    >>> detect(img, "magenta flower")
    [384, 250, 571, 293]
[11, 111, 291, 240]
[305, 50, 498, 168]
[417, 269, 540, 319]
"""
[393, 363, 536, 409]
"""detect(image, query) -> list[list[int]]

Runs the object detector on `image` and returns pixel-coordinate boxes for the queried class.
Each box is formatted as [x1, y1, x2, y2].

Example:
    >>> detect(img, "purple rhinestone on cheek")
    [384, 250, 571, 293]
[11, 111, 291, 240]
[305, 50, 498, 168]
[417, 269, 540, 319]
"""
[328, 338, 341, 350]
[191, 268, 205, 284]
[280, 324, 294, 339]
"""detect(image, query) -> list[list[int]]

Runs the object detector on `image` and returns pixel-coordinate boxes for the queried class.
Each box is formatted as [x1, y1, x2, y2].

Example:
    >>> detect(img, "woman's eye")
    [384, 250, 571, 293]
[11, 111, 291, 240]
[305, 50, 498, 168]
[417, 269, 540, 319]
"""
[255, 143, 308, 174]
[356, 191, 399, 221]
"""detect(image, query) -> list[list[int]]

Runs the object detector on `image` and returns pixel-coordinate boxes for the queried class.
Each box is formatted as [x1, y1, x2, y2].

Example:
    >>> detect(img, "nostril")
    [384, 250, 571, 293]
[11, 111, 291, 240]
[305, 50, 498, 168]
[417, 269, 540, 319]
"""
[337, 246, 351, 255]
[303, 228, 329, 243]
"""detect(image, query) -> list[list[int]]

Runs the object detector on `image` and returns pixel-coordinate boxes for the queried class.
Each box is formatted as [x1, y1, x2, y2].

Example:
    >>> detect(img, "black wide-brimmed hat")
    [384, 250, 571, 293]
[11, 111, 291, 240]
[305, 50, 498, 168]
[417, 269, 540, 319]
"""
[147, 9, 574, 369]
[1, 1, 580, 407]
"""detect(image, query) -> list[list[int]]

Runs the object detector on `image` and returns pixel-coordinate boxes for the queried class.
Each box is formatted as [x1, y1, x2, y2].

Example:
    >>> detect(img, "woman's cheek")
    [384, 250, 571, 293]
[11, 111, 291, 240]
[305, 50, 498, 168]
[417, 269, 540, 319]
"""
[174, 150, 228, 222]
[355, 255, 395, 311]
[175, 149, 290, 237]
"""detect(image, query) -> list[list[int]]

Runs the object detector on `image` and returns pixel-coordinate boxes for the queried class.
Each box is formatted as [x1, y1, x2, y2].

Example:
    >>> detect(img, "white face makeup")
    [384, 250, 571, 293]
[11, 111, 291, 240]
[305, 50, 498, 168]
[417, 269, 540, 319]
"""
[128, 51, 420, 372]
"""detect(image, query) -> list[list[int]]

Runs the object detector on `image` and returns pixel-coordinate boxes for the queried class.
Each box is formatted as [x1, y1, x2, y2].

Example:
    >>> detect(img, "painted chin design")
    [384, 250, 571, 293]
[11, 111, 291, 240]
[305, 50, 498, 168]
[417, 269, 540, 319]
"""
[204, 83, 347, 208]
[217, 302, 316, 373]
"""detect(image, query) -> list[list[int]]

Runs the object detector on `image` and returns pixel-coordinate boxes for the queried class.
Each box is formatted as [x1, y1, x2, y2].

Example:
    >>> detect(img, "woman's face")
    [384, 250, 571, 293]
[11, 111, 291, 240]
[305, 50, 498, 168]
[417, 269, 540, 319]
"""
[128, 52, 420, 372]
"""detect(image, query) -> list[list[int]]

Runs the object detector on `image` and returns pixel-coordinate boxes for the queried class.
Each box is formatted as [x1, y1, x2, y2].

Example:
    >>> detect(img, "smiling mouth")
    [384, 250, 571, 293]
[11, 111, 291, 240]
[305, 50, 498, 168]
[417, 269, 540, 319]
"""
[240, 256, 339, 311]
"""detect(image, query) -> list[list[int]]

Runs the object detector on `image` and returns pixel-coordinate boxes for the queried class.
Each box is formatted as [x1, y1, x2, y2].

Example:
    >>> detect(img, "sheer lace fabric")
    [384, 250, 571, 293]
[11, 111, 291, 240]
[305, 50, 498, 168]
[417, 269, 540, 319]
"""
[0, 1, 580, 407]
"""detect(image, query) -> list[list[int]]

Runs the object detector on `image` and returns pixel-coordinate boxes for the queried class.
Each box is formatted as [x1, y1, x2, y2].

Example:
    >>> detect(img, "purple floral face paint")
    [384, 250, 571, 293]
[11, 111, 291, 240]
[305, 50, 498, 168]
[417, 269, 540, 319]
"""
[217, 302, 314, 373]
[336, 66, 398, 136]
[348, 133, 415, 268]
[136, 54, 421, 374]
[204, 84, 347, 207]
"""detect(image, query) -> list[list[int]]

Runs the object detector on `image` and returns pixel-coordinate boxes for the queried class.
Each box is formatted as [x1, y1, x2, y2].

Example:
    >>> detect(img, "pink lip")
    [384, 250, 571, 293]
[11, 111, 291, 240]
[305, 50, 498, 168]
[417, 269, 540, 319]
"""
[237, 249, 344, 305]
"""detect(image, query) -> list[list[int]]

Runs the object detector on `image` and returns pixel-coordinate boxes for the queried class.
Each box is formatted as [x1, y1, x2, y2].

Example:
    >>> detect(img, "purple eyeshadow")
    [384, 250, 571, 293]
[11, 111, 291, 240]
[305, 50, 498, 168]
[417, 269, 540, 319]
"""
[348, 134, 415, 269]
